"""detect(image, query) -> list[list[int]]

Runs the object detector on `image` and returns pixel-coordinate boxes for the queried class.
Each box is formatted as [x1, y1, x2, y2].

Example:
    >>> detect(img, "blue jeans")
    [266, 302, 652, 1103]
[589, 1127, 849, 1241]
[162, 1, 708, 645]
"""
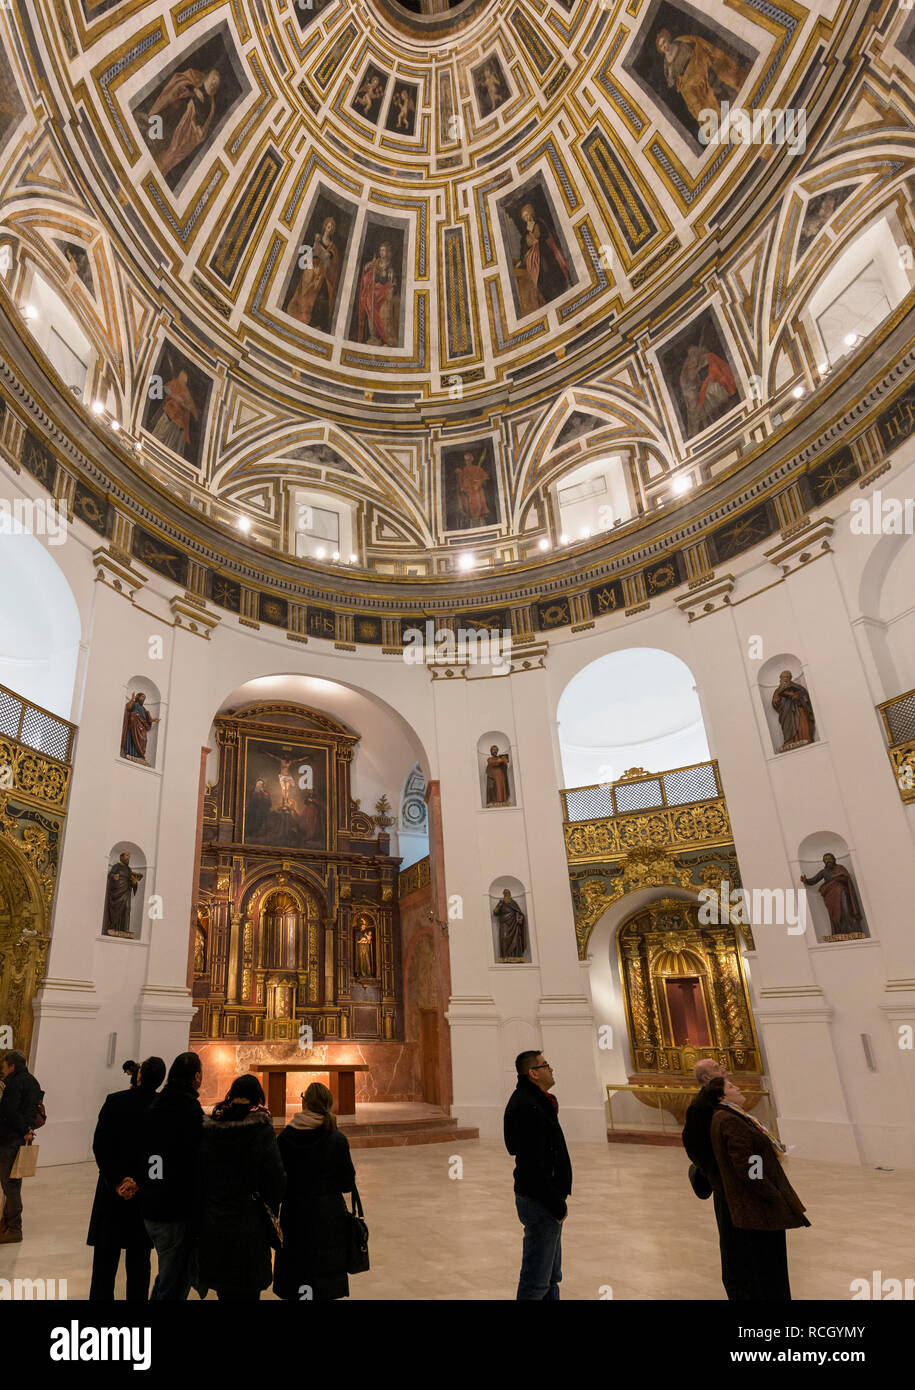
[144, 1219, 193, 1301]
[515, 1194, 562, 1300]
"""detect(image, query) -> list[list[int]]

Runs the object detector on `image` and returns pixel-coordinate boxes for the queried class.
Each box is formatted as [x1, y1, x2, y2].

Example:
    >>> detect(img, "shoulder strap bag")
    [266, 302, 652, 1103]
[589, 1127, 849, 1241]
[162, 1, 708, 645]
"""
[346, 1186, 370, 1274]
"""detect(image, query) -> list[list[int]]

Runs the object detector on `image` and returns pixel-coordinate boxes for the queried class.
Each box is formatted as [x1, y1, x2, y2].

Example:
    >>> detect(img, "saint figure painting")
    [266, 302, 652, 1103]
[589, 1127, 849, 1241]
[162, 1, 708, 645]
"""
[441, 440, 501, 532]
[498, 179, 575, 319]
[142, 343, 212, 468]
[132, 28, 247, 193]
[348, 221, 406, 348]
[283, 190, 357, 335]
[624, 0, 755, 149]
[655, 307, 742, 440]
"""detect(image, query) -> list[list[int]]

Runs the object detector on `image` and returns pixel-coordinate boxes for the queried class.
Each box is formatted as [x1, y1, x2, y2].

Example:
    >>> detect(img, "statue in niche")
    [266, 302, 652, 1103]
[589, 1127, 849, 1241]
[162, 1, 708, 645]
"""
[772, 671, 816, 751]
[494, 888, 526, 961]
[800, 854, 863, 936]
[485, 746, 512, 806]
[121, 692, 159, 763]
[355, 921, 376, 978]
[103, 852, 142, 936]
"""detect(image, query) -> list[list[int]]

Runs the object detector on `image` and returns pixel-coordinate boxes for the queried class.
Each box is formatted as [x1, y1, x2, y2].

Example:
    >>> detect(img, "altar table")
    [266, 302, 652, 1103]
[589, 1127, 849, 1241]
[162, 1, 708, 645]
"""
[255, 1063, 370, 1120]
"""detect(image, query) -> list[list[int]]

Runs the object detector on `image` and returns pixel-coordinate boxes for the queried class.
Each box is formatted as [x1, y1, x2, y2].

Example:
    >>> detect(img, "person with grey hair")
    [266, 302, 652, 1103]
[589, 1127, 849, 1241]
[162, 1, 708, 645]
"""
[0, 1049, 43, 1244]
[682, 1057, 751, 1299]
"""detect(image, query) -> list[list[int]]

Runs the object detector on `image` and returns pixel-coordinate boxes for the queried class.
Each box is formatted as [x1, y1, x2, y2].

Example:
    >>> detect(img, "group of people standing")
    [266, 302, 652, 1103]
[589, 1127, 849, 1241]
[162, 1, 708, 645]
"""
[88, 1052, 358, 1301]
[503, 1049, 809, 1300]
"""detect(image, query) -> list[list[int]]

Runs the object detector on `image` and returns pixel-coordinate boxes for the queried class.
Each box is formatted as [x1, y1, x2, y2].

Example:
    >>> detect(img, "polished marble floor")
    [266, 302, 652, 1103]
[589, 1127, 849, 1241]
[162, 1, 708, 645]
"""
[3, 1141, 912, 1300]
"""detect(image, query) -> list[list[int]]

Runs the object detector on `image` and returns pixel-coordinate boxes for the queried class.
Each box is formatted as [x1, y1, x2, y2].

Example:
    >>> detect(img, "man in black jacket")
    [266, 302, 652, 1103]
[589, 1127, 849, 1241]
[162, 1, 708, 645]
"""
[682, 1057, 751, 1299]
[88, 1055, 166, 1300]
[503, 1049, 572, 1299]
[140, 1051, 203, 1300]
[0, 1049, 43, 1244]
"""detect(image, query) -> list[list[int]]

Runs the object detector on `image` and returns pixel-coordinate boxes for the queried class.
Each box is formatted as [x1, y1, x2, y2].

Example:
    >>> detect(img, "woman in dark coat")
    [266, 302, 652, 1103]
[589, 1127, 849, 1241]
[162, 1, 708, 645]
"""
[196, 1074, 286, 1301]
[273, 1081, 356, 1302]
[709, 1075, 810, 1299]
[87, 1055, 166, 1301]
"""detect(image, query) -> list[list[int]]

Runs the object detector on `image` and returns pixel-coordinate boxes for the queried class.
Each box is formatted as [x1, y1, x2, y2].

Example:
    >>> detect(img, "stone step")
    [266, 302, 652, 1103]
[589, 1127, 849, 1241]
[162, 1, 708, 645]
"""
[338, 1115, 461, 1135]
[346, 1125, 480, 1149]
[607, 1128, 682, 1147]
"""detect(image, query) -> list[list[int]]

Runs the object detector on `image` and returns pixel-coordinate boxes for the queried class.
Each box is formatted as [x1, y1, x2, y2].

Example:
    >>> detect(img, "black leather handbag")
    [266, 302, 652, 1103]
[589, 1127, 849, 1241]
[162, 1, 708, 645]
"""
[688, 1163, 713, 1200]
[346, 1187, 370, 1274]
[253, 1192, 283, 1250]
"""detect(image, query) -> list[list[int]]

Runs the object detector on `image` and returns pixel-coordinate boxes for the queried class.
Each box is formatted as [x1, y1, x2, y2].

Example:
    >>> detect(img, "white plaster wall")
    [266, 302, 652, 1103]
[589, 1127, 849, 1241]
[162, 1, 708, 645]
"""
[8, 429, 915, 1168]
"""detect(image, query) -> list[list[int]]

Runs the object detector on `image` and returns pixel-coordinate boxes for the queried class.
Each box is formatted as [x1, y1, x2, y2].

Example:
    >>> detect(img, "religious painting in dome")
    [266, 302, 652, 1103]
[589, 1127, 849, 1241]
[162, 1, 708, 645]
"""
[79, 0, 129, 18]
[557, 412, 603, 446]
[796, 185, 854, 259]
[655, 307, 742, 440]
[441, 439, 501, 533]
[141, 342, 212, 469]
[55, 240, 95, 296]
[385, 81, 418, 137]
[282, 188, 358, 335]
[242, 738, 328, 851]
[0, 44, 25, 151]
[472, 56, 510, 119]
[347, 217, 407, 348]
[497, 177, 576, 319]
[131, 27, 249, 194]
[352, 64, 389, 125]
[623, 0, 755, 151]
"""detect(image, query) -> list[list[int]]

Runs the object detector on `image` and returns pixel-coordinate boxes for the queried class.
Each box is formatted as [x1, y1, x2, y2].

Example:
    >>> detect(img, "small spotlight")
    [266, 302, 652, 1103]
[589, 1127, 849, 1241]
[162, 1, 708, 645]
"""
[817, 361, 829, 375]
[332, 550, 340, 561]
[458, 552, 474, 571]
[580, 526, 591, 539]
[559, 533, 569, 545]
[237, 516, 251, 533]
[23, 304, 38, 321]
[91, 400, 105, 415]
[349, 553, 357, 564]
[844, 332, 859, 347]
[672, 476, 693, 496]
[791, 384, 805, 400]
[316, 546, 326, 559]
[110, 418, 121, 431]
[134, 440, 143, 453]
[538, 538, 550, 551]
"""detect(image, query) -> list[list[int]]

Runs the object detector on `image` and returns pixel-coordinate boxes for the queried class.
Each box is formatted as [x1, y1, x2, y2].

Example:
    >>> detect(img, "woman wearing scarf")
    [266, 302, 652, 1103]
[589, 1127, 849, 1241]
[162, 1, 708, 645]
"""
[196, 1074, 285, 1301]
[273, 1081, 357, 1301]
[709, 1075, 810, 1299]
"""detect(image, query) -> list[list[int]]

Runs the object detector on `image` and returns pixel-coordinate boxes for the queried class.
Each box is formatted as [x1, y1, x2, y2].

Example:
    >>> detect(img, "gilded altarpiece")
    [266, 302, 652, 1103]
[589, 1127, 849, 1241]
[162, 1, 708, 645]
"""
[0, 686, 73, 1062]
[617, 899, 762, 1106]
[191, 703, 402, 1045]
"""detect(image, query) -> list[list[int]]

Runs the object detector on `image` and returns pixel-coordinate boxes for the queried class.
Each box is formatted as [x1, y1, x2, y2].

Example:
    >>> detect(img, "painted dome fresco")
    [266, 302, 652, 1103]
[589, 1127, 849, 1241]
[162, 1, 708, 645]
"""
[1, 0, 914, 596]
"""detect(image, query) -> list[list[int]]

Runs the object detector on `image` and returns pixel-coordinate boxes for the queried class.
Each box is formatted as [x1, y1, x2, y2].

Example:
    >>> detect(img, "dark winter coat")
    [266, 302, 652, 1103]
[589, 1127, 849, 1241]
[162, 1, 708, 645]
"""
[273, 1125, 356, 1302]
[711, 1106, 811, 1231]
[196, 1110, 286, 1296]
[87, 1085, 159, 1248]
[503, 1077, 572, 1221]
[0, 1061, 43, 1148]
[139, 1083, 203, 1222]
[682, 1087, 724, 1198]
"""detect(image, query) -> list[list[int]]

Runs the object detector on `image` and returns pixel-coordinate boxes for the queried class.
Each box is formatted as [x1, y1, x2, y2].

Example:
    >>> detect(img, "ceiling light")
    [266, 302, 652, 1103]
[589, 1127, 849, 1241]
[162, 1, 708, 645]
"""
[791, 385, 805, 399]
[316, 546, 326, 559]
[110, 419, 121, 431]
[538, 538, 550, 551]
[332, 550, 340, 561]
[671, 476, 693, 496]
[817, 361, 829, 375]
[237, 516, 251, 533]
[134, 441, 142, 453]
[559, 533, 569, 545]
[91, 400, 105, 415]
[458, 552, 474, 571]
[844, 332, 859, 347]
[23, 304, 38, 320]
[349, 553, 357, 564]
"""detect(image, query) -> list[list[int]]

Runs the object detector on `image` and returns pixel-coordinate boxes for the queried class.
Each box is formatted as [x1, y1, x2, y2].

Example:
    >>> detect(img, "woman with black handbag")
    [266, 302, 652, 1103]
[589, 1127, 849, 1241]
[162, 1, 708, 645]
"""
[196, 1074, 286, 1301]
[273, 1081, 362, 1301]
